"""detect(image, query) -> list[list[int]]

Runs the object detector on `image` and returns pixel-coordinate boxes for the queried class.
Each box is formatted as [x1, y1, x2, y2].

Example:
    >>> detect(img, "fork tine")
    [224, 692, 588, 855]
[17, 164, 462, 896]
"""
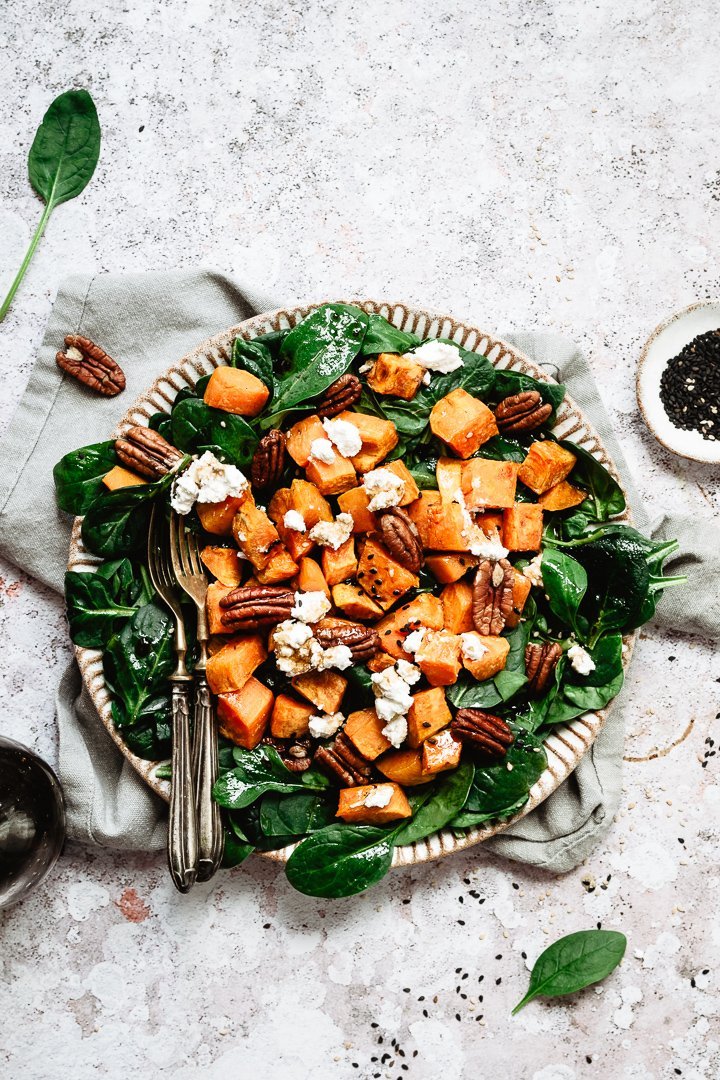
[185, 526, 204, 576]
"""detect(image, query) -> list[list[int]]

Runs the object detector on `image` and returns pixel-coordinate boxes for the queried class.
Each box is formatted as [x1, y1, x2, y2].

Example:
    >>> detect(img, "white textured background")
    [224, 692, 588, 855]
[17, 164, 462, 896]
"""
[0, 1, 718, 1077]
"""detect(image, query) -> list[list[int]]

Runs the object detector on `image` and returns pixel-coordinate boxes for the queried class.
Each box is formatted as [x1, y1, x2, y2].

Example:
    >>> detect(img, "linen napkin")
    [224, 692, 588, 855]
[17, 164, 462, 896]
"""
[0, 272, 714, 868]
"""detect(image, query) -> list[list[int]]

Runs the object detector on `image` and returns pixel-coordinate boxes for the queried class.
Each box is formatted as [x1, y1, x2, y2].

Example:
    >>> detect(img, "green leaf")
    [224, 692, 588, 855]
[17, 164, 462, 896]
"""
[80, 471, 175, 558]
[561, 441, 625, 522]
[447, 670, 503, 710]
[221, 830, 254, 868]
[452, 730, 547, 826]
[360, 313, 421, 356]
[512, 929, 626, 1014]
[380, 347, 495, 437]
[392, 762, 474, 846]
[213, 746, 328, 809]
[170, 398, 257, 467]
[491, 370, 566, 413]
[493, 611, 535, 701]
[259, 791, 335, 837]
[64, 558, 150, 647]
[543, 634, 625, 725]
[542, 549, 588, 637]
[53, 441, 117, 515]
[232, 337, 275, 393]
[285, 825, 394, 898]
[473, 435, 528, 463]
[103, 604, 174, 729]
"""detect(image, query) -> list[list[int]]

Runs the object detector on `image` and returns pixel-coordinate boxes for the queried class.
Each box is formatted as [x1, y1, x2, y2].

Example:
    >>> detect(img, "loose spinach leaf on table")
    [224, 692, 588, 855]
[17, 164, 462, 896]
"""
[64, 558, 153, 647]
[81, 470, 175, 558]
[285, 824, 395, 898]
[392, 762, 474, 846]
[170, 398, 258, 467]
[512, 929, 626, 1014]
[360, 313, 421, 356]
[232, 336, 276, 393]
[53, 441, 118, 514]
[103, 603, 174, 730]
[213, 746, 329, 810]
[450, 730, 548, 827]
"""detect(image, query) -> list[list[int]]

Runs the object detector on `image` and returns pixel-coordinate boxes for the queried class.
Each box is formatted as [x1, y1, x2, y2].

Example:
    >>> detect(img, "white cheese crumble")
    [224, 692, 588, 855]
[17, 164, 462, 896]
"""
[363, 786, 393, 809]
[363, 467, 405, 511]
[273, 619, 353, 676]
[568, 643, 596, 676]
[358, 360, 373, 375]
[371, 660, 420, 746]
[308, 513, 354, 550]
[309, 437, 336, 464]
[283, 509, 306, 532]
[291, 590, 331, 625]
[170, 451, 248, 515]
[308, 711, 345, 740]
[407, 339, 464, 374]
[381, 717, 408, 748]
[396, 658, 421, 685]
[421, 371, 432, 385]
[460, 632, 488, 662]
[322, 416, 362, 458]
[319, 644, 354, 671]
[452, 488, 509, 558]
[522, 553, 544, 588]
[402, 627, 426, 655]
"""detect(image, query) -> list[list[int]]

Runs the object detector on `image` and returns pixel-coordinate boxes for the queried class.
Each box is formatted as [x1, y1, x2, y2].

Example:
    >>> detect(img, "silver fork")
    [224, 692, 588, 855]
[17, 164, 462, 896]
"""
[147, 505, 198, 893]
[169, 510, 224, 882]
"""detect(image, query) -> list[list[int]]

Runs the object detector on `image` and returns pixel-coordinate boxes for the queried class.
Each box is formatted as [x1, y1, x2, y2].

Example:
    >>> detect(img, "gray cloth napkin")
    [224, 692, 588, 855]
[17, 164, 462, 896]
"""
[0, 272, 714, 868]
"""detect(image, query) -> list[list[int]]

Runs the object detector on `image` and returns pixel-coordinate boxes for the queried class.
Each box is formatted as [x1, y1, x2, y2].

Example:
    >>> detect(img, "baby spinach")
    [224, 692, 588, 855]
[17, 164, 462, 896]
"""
[380, 347, 495, 437]
[447, 670, 503, 710]
[103, 603, 174, 729]
[542, 634, 625, 726]
[285, 824, 395, 898]
[561, 441, 626, 523]
[213, 746, 329, 810]
[170, 398, 257, 467]
[541, 549, 588, 639]
[493, 618, 532, 701]
[53, 441, 118, 514]
[123, 713, 171, 761]
[259, 790, 335, 838]
[360, 314, 421, 356]
[392, 761, 474, 846]
[451, 730, 547, 827]
[473, 435, 528, 463]
[232, 336, 276, 393]
[81, 470, 175, 558]
[512, 929, 626, 1014]
[222, 829, 255, 868]
[64, 558, 153, 647]
[491, 370, 565, 413]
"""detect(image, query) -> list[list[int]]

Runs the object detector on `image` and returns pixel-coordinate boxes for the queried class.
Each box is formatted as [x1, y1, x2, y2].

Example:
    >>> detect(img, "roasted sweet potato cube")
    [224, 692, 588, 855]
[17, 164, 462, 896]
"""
[292, 669, 347, 713]
[285, 414, 326, 467]
[425, 553, 478, 584]
[422, 728, 462, 774]
[441, 580, 474, 634]
[407, 491, 468, 551]
[503, 503, 544, 552]
[383, 459, 420, 505]
[407, 686, 452, 748]
[376, 593, 444, 659]
[197, 494, 247, 536]
[290, 479, 333, 528]
[461, 633, 510, 681]
[102, 465, 148, 491]
[203, 366, 269, 417]
[206, 582, 237, 635]
[337, 783, 412, 824]
[344, 708, 393, 760]
[367, 352, 425, 400]
[200, 546, 242, 587]
[429, 388, 498, 458]
[332, 583, 384, 620]
[376, 748, 434, 786]
[337, 486, 379, 533]
[217, 678, 274, 749]
[206, 634, 267, 694]
[254, 544, 299, 584]
[305, 453, 357, 496]
[357, 536, 419, 610]
[270, 693, 314, 739]
[505, 569, 532, 629]
[461, 458, 519, 510]
[476, 511, 505, 539]
[268, 487, 313, 562]
[294, 556, 330, 598]
[233, 497, 280, 569]
[415, 629, 462, 686]
[518, 440, 577, 494]
[367, 652, 396, 673]
[321, 536, 357, 587]
[337, 410, 399, 473]
[538, 480, 587, 512]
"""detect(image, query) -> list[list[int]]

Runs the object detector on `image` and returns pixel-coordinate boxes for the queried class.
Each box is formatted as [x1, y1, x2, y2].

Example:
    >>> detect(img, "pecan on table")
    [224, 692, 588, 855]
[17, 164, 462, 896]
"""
[377, 507, 424, 573]
[115, 425, 184, 480]
[451, 709, 514, 757]
[262, 735, 313, 773]
[219, 585, 294, 630]
[317, 373, 362, 418]
[315, 732, 373, 785]
[494, 390, 552, 434]
[314, 623, 380, 662]
[56, 334, 126, 396]
[472, 558, 514, 635]
[525, 641, 563, 696]
[250, 429, 286, 491]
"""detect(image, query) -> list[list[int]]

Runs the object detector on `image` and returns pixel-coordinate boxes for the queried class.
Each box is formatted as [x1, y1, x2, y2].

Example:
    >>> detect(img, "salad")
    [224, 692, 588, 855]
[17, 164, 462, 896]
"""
[54, 304, 683, 898]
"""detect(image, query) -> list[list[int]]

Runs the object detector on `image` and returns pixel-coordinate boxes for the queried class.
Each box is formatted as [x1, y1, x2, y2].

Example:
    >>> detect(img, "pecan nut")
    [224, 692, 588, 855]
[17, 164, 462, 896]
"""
[314, 732, 373, 785]
[317, 373, 362, 418]
[377, 507, 424, 573]
[451, 709, 514, 757]
[115, 425, 184, 479]
[56, 335, 126, 396]
[262, 735, 312, 773]
[494, 390, 552, 434]
[250, 429, 286, 491]
[314, 623, 380, 662]
[219, 585, 294, 630]
[472, 559, 514, 635]
[525, 641, 563, 696]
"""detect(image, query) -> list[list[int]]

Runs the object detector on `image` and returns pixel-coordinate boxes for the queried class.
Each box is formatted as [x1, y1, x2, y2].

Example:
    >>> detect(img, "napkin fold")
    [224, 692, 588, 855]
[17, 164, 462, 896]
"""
[0, 272, 714, 868]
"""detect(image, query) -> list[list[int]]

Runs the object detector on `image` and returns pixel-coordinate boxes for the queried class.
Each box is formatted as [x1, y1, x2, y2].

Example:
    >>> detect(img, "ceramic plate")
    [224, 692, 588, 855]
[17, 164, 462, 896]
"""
[67, 300, 635, 868]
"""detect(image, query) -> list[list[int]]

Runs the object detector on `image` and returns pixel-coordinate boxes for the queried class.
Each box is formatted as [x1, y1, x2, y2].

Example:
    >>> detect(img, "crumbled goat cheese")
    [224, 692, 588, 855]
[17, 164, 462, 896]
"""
[422, 371, 432, 385]
[309, 438, 336, 464]
[452, 488, 509, 558]
[170, 451, 247, 515]
[358, 360, 373, 375]
[522, 553, 544, 588]
[283, 509, 306, 532]
[308, 711, 345, 739]
[371, 662, 419, 746]
[273, 619, 324, 676]
[292, 590, 331, 625]
[308, 513, 354, 550]
[322, 417, 362, 458]
[381, 717, 408, 749]
[363, 467, 405, 511]
[407, 339, 464, 374]
[395, 659, 421, 685]
[402, 628, 426, 655]
[460, 633, 488, 662]
[568, 643, 596, 676]
[363, 786, 393, 808]
[319, 644, 354, 671]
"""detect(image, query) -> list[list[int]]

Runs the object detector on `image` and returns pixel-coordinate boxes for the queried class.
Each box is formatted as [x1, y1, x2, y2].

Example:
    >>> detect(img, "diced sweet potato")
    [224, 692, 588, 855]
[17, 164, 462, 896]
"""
[102, 465, 148, 490]
[197, 495, 247, 536]
[383, 459, 420, 505]
[476, 511, 505, 539]
[337, 410, 399, 473]
[415, 629, 462, 687]
[441, 580, 474, 634]
[376, 748, 434, 786]
[337, 783, 412, 824]
[292, 670, 347, 713]
[538, 480, 587, 511]
[233, 497, 280, 569]
[367, 652, 396, 673]
[407, 491, 468, 551]
[436, 457, 463, 502]
[290, 479, 333, 529]
[461, 633, 510, 681]
[332, 583, 384, 620]
[505, 569, 532, 629]
[203, 366, 269, 417]
[270, 693, 314, 739]
[254, 544, 299, 584]
[425, 553, 478, 584]
[376, 593, 444, 659]
[344, 708, 393, 760]
[295, 556, 330, 598]
[357, 536, 419, 610]
[422, 728, 462, 774]
[322, 536, 357, 587]
[268, 488, 313, 562]
[461, 458, 519, 510]
[217, 678, 273, 749]
[206, 582, 236, 635]
[200, 546, 242, 587]
[305, 453, 357, 496]
[285, 415, 326, 467]
[518, 440, 577, 494]
[337, 486, 379, 533]
[206, 634, 267, 694]
[429, 388, 498, 458]
[367, 353, 425, 400]
[503, 503, 544, 552]
[407, 686, 452, 747]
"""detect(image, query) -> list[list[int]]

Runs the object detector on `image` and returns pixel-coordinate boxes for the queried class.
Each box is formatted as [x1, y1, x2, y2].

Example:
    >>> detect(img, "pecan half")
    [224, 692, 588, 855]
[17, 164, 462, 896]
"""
[472, 559, 514, 635]
[377, 507, 424, 573]
[115, 426, 184, 479]
[56, 335, 126, 396]
[219, 585, 294, 630]
[317, 373, 362, 418]
[494, 390, 552, 434]
[314, 623, 380, 662]
[525, 641, 563, 696]
[451, 709, 514, 757]
[262, 735, 312, 773]
[315, 732, 373, 785]
[250, 429, 286, 491]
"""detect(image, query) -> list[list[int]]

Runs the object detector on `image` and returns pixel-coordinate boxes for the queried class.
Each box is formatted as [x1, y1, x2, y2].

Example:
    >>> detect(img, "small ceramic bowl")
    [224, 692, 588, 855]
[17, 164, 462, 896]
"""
[637, 301, 720, 465]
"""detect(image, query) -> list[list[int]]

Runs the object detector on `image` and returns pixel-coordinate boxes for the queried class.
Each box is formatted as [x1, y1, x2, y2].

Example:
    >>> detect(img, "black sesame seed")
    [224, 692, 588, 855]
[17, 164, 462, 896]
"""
[659, 329, 720, 440]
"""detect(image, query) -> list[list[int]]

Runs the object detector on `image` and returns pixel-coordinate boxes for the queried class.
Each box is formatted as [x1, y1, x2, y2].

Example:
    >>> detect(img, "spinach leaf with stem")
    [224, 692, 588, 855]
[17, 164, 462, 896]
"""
[103, 603, 174, 730]
[64, 557, 154, 647]
[512, 929, 626, 1014]
[541, 549, 589, 640]
[53, 441, 118, 515]
[170, 398, 257, 467]
[392, 761, 474, 846]
[450, 729, 548, 827]
[360, 313, 421, 356]
[285, 825, 395, 898]
[213, 746, 330, 810]
[81, 468, 179, 558]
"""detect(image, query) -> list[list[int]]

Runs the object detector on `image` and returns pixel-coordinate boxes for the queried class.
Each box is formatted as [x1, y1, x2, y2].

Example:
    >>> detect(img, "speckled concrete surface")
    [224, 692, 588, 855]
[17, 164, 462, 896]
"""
[0, 2, 718, 1077]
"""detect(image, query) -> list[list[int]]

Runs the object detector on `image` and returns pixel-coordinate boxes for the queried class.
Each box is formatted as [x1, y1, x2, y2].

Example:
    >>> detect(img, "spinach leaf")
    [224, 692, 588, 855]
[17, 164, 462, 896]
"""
[259, 791, 335, 838]
[103, 603, 174, 728]
[392, 762, 474, 846]
[81, 471, 175, 558]
[380, 347, 495, 437]
[285, 825, 394, 898]
[512, 929, 626, 1014]
[232, 337, 275, 393]
[491, 370, 565, 413]
[170, 398, 257, 467]
[213, 746, 329, 809]
[541, 549, 588, 638]
[473, 435, 528, 463]
[222, 829, 254, 868]
[447, 670, 503, 710]
[64, 558, 152, 647]
[561, 441, 625, 521]
[53, 441, 117, 515]
[493, 616, 533, 701]
[360, 313, 421, 356]
[343, 664, 375, 707]
[452, 730, 547, 826]
[543, 634, 625, 725]
[148, 412, 174, 441]
[123, 713, 171, 760]
[573, 532, 651, 643]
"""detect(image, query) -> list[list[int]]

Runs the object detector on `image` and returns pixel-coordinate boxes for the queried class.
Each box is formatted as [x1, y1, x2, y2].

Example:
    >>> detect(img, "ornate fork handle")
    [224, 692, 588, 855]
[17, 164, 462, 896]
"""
[168, 680, 198, 893]
[192, 672, 224, 881]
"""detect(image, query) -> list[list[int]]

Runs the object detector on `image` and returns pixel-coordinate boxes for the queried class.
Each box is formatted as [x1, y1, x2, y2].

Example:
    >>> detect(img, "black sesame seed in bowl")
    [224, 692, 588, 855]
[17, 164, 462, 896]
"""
[659, 330, 720, 441]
